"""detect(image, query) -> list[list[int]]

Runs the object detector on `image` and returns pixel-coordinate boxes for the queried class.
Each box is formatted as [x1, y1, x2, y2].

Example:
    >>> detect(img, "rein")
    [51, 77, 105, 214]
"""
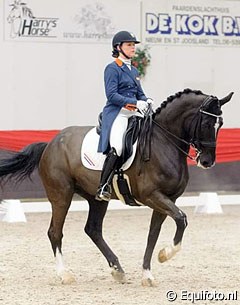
[152, 120, 199, 161]
[138, 105, 153, 163]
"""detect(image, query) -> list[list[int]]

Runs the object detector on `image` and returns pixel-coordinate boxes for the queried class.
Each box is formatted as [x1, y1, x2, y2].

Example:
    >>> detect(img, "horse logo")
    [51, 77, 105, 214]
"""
[7, 0, 34, 38]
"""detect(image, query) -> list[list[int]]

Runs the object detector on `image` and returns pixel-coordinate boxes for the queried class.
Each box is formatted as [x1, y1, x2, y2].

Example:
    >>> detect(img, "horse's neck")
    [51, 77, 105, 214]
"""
[157, 106, 188, 137]
[154, 96, 203, 145]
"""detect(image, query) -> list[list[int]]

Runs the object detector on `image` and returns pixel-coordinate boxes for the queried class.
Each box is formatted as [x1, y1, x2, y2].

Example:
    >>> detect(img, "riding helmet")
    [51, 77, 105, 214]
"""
[112, 31, 140, 48]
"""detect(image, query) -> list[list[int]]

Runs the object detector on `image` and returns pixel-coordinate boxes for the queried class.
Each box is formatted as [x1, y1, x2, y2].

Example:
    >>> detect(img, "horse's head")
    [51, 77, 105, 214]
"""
[191, 92, 233, 169]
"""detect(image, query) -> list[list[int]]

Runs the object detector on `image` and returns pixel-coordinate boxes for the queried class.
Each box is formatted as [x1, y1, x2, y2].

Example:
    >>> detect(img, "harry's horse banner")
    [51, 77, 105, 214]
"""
[3, 0, 139, 43]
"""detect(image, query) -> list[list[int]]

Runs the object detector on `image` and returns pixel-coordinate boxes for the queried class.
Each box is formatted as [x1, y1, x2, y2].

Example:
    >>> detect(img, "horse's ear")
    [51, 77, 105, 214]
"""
[219, 92, 234, 106]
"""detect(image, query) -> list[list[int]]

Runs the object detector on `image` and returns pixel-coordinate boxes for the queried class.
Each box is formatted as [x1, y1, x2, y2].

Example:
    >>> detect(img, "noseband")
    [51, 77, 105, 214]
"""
[152, 96, 223, 162]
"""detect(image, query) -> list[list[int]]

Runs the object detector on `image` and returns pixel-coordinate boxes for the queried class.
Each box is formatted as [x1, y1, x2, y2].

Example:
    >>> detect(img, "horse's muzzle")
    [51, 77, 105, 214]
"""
[197, 157, 215, 169]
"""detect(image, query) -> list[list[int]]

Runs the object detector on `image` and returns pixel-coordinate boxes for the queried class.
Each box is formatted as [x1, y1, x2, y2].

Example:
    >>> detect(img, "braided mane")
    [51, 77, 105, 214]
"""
[154, 88, 204, 116]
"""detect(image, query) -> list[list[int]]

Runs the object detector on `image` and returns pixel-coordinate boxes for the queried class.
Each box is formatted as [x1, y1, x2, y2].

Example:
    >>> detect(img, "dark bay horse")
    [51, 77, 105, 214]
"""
[0, 89, 233, 286]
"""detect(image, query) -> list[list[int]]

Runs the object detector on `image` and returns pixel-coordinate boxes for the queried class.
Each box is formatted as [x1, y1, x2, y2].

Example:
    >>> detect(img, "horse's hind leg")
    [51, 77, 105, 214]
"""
[45, 179, 75, 284]
[48, 209, 76, 284]
[84, 198, 126, 283]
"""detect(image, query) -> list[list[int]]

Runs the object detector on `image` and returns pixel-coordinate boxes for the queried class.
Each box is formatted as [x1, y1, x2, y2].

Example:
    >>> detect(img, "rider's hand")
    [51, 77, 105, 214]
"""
[147, 98, 154, 106]
[137, 100, 148, 113]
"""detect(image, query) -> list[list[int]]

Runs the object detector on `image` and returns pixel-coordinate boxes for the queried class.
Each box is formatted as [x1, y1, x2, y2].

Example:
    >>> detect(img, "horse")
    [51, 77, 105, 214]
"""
[7, 0, 34, 38]
[0, 89, 233, 286]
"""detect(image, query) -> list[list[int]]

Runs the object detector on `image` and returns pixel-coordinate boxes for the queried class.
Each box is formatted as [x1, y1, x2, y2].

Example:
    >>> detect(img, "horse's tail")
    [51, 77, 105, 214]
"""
[0, 142, 48, 183]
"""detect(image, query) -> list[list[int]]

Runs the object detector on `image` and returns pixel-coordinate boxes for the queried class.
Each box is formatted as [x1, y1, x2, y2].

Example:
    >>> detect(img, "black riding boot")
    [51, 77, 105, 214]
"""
[95, 148, 119, 202]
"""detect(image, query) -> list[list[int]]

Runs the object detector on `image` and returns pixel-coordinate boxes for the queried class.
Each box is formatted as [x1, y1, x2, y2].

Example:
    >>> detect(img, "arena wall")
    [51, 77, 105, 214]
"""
[0, 0, 240, 130]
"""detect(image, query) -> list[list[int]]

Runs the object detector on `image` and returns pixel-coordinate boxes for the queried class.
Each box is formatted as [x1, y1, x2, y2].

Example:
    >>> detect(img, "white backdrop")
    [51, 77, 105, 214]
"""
[0, 0, 239, 130]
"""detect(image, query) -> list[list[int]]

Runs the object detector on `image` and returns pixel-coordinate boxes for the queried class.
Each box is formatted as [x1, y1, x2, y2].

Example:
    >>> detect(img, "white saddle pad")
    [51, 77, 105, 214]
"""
[81, 127, 137, 171]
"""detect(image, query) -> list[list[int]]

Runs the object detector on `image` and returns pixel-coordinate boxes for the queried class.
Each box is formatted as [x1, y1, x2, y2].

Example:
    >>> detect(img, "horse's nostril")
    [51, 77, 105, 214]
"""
[201, 160, 213, 168]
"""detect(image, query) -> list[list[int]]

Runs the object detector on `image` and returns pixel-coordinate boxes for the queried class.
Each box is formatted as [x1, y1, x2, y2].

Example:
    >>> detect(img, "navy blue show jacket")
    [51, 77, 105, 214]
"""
[98, 58, 147, 154]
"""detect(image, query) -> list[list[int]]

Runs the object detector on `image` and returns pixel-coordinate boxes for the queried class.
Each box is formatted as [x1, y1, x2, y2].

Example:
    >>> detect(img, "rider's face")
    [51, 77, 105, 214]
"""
[119, 42, 136, 59]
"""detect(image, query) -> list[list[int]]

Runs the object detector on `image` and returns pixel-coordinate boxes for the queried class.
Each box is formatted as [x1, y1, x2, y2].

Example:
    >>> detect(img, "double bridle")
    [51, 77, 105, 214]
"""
[152, 96, 223, 162]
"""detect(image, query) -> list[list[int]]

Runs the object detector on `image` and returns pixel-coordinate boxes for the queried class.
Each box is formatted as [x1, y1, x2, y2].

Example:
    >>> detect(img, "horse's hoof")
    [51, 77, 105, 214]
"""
[111, 269, 126, 283]
[60, 271, 76, 285]
[141, 278, 157, 287]
[158, 244, 181, 263]
[158, 247, 170, 263]
[141, 269, 157, 287]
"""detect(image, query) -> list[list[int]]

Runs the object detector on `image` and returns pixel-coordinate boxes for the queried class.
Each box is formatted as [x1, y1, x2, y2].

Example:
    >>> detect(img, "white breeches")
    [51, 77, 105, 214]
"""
[110, 108, 140, 156]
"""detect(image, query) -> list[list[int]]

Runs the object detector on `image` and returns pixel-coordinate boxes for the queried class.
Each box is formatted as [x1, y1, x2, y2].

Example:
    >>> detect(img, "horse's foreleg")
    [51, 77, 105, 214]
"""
[146, 192, 188, 264]
[142, 210, 167, 287]
[84, 199, 126, 283]
[48, 203, 76, 285]
[158, 208, 187, 263]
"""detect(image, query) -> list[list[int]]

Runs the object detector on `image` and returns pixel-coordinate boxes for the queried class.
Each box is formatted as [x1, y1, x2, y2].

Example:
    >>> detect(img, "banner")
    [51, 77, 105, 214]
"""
[0, 129, 239, 164]
[142, 0, 240, 47]
[3, 0, 139, 43]
[4, 0, 240, 47]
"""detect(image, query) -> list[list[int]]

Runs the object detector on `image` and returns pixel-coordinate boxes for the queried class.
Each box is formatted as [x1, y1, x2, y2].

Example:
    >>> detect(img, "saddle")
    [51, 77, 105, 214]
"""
[96, 113, 142, 206]
[97, 112, 142, 164]
[80, 113, 140, 206]
[82, 110, 152, 206]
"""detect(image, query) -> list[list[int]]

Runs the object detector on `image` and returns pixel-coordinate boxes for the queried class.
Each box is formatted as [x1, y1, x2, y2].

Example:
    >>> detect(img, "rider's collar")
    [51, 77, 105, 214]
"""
[115, 57, 131, 67]
[119, 56, 131, 66]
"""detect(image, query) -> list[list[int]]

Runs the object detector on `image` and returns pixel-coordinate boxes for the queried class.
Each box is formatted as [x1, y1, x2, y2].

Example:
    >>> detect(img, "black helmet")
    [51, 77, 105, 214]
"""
[112, 31, 140, 48]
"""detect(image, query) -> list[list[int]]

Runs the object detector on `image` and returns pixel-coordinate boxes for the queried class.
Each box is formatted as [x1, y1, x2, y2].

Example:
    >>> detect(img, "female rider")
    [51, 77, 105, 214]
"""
[96, 30, 153, 201]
